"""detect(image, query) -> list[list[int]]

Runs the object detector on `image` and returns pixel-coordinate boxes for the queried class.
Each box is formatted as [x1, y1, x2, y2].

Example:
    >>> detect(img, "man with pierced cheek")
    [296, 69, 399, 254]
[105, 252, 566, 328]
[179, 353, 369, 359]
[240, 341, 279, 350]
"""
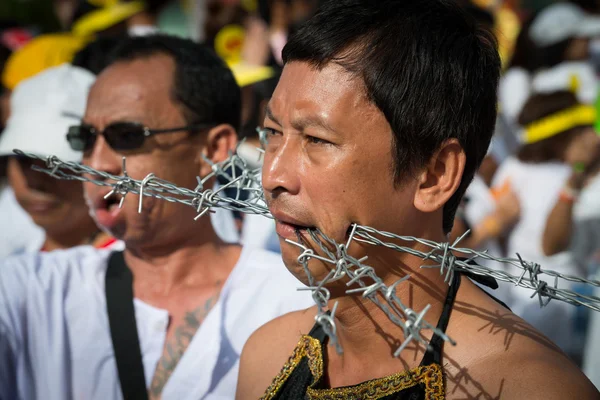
[235, 1, 600, 399]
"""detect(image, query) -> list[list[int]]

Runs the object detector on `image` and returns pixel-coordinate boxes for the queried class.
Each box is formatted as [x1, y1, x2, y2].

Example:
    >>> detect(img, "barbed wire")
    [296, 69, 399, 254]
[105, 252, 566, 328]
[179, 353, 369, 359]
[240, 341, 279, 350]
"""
[14, 148, 600, 356]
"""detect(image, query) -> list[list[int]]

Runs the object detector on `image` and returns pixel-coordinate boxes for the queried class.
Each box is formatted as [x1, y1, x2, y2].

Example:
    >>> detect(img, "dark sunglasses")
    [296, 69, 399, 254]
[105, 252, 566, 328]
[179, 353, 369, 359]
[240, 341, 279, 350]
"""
[66, 122, 214, 152]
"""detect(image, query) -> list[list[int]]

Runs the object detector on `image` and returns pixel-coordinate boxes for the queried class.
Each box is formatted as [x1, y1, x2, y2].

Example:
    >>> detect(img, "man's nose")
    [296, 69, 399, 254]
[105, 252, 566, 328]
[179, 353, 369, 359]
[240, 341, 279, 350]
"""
[262, 136, 301, 197]
[83, 135, 122, 177]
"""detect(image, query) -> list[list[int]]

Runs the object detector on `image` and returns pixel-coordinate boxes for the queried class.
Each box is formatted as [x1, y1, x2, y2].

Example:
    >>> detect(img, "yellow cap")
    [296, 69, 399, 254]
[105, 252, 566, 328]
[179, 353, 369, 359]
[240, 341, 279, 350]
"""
[1, 34, 90, 90]
[72, 1, 146, 37]
[228, 62, 275, 88]
[214, 25, 246, 65]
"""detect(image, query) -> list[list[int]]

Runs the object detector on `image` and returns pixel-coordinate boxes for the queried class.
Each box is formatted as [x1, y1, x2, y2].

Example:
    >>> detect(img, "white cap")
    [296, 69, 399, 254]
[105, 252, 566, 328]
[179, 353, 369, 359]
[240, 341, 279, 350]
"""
[532, 61, 598, 104]
[529, 2, 600, 47]
[0, 64, 95, 162]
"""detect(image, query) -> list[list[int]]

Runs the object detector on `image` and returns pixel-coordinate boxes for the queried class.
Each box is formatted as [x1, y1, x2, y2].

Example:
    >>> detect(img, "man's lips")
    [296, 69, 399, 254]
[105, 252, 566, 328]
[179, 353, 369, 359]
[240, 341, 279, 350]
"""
[92, 191, 124, 229]
[270, 210, 313, 240]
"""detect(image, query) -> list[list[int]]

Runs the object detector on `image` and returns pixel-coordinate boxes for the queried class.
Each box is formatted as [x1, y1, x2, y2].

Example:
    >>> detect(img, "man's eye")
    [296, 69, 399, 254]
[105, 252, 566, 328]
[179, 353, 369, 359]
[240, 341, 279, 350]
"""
[262, 128, 280, 137]
[307, 136, 330, 145]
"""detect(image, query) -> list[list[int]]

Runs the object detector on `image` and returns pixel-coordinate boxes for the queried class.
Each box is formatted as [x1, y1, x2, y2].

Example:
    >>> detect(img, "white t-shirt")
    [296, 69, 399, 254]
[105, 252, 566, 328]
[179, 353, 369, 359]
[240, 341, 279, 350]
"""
[492, 157, 578, 354]
[0, 245, 313, 399]
[575, 174, 600, 389]
[571, 173, 600, 272]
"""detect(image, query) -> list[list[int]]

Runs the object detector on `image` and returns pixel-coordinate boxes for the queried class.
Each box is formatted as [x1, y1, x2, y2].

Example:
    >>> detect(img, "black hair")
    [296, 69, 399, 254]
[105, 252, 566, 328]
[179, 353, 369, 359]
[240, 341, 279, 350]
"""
[108, 34, 242, 130]
[72, 36, 125, 75]
[463, 3, 495, 30]
[283, 0, 501, 233]
[510, 12, 575, 72]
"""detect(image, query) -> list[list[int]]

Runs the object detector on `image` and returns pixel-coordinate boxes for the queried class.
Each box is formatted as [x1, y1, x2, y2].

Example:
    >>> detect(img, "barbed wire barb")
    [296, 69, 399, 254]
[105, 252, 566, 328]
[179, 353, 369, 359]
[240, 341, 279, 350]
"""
[15, 149, 600, 358]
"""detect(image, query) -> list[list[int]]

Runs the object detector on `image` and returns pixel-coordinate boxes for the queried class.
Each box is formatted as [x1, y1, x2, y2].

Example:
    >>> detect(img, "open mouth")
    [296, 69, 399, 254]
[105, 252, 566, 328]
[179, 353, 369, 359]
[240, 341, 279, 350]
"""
[93, 192, 124, 229]
[96, 193, 122, 212]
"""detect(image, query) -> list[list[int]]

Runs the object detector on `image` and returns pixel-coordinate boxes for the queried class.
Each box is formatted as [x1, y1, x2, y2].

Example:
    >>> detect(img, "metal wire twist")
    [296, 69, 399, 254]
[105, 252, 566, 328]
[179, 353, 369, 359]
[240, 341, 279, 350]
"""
[14, 149, 600, 356]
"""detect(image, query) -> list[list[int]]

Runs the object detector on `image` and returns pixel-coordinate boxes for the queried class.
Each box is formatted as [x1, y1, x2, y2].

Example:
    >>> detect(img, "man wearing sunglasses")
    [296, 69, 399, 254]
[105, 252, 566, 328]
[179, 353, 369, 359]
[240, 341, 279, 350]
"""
[0, 35, 311, 400]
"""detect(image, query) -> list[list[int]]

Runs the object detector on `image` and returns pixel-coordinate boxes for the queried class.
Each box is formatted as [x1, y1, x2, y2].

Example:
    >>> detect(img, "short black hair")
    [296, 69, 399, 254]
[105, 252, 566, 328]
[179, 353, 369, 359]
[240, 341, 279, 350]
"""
[72, 36, 124, 75]
[108, 34, 242, 130]
[283, 0, 501, 233]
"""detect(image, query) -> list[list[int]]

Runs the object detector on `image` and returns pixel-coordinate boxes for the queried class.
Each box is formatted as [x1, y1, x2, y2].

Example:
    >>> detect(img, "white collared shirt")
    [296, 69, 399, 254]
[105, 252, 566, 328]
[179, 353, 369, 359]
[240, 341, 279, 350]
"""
[0, 245, 313, 399]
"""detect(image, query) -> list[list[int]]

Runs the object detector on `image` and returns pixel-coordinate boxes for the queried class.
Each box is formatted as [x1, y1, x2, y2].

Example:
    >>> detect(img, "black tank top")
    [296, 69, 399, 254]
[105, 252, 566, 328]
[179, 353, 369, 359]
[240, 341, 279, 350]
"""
[260, 272, 465, 400]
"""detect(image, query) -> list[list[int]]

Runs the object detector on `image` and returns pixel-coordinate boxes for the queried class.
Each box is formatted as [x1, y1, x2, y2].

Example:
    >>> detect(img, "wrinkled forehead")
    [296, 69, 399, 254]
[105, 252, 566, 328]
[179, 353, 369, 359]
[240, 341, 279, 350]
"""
[84, 56, 177, 127]
[268, 61, 377, 130]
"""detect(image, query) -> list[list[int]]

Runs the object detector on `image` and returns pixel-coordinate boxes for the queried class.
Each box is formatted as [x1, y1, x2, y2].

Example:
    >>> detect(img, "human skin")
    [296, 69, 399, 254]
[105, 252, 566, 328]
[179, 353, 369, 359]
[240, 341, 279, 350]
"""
[236, 61, 600, 400]
[8, 156, 100, 250]
[82, 53, 241, 398]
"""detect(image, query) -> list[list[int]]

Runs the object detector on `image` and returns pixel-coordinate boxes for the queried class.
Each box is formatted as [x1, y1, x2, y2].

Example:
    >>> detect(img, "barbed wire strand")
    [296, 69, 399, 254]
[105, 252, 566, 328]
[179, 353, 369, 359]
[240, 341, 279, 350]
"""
[15, 149, 600, 356]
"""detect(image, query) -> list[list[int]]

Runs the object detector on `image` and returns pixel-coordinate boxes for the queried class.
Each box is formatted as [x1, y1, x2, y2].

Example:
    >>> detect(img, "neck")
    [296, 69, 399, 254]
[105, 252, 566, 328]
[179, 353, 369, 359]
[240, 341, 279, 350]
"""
[43, 218, 101, 251]
[329, 225, 451, 362]
[124, 222, 241, 294]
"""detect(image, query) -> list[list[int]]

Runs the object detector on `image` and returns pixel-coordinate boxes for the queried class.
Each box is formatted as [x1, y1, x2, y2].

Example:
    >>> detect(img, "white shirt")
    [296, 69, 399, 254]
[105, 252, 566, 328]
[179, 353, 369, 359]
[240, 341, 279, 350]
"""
[572, 173, 600, 272]
[0, 245, 313, 399]
[492, 157, 578, 354]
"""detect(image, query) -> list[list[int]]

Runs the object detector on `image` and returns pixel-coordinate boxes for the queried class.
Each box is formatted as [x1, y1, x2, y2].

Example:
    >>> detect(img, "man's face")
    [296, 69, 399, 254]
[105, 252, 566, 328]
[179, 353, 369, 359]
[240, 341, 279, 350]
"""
[82, 54, 205, 246]
[262, 62, 420, 283]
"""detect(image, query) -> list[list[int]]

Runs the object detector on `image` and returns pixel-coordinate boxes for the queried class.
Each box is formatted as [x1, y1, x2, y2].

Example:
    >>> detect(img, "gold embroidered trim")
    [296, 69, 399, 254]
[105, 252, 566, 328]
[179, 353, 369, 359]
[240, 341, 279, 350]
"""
[261, 334, 445, 400]
[306, 363, 445, 400]
[260, 335, 323, 400]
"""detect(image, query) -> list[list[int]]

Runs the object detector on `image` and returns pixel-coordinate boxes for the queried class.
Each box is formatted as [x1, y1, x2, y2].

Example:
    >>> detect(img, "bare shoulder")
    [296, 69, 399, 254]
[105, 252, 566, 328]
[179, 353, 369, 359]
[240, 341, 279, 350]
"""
[447, 339, 599, 399]
[499, 348, 599, 399]
[236, 307, 316, 400]
[443, 279, 599, 399]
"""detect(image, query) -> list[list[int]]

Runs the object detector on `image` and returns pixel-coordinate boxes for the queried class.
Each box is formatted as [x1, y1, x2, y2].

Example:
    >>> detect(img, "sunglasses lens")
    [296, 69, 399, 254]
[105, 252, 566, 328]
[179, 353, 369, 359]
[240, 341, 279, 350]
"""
[104, 123, 146, 151]
[66, 125, 94, 151]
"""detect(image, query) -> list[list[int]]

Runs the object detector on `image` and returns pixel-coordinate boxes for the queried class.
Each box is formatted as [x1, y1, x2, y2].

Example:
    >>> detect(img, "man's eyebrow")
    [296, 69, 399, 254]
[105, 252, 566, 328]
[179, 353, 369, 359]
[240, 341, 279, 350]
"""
[291, 115, 336, 134]
[265, 104, 336, 133]
[264, 104, 281, 126]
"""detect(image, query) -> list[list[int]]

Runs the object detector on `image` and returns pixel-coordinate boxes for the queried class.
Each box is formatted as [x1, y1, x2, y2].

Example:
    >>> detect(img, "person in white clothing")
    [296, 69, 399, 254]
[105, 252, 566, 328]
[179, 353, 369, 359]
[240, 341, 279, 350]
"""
[491, 90, 600, 359]
[0, 34, 312, 400]
[0, 65, 117, 255]
[499, 2, 600, 126]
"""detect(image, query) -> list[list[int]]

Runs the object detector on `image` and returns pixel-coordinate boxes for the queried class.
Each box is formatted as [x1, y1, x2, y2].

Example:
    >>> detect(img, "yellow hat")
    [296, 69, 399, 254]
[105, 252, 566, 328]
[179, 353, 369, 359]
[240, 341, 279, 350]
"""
[215, 25, 246, 65]
[228, 62, 275, 88]
[1, 34, 90, 90]
[72, 0, 146, 37]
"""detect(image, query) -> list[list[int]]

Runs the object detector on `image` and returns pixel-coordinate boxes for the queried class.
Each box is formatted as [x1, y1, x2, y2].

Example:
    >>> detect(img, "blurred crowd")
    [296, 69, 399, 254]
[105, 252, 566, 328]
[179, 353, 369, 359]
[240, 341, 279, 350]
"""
[1, 0, 600, 392]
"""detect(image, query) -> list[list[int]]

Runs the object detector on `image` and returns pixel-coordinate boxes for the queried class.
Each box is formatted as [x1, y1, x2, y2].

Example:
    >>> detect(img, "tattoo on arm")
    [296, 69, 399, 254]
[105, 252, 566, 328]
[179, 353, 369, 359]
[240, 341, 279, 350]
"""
[148, 295, 219, 399]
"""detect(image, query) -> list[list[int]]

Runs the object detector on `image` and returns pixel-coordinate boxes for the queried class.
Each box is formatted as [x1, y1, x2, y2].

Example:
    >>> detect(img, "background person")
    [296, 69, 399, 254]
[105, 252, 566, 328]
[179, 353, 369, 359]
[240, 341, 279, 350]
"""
[0, 35, 312, 400]
[0, 64, 116, 256]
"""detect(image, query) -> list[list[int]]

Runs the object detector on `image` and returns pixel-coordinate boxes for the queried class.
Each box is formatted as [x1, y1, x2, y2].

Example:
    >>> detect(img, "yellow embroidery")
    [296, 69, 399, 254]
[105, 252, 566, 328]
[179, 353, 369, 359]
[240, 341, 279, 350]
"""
[260, 335, 322, 400]
[261, 335, 445, 399]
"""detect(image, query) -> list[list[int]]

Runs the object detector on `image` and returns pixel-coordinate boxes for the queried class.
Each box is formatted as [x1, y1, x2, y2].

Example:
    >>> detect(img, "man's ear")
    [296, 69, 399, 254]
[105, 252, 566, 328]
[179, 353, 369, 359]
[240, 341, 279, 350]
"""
[197, 124, 238, 177]
[413, 139, 466, 213]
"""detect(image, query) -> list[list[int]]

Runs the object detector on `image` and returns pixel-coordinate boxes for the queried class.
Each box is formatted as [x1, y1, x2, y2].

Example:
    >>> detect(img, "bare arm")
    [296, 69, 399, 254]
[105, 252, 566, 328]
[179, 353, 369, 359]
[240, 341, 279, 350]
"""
[455, 187, 520, 249]
[542, 173, 586, 256]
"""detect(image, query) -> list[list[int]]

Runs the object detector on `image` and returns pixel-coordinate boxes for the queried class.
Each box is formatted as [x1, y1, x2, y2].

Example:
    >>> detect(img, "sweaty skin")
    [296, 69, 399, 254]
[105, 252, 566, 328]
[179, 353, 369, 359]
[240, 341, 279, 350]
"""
[83, 53, 241, 399]
[236, 61, 600, 400]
